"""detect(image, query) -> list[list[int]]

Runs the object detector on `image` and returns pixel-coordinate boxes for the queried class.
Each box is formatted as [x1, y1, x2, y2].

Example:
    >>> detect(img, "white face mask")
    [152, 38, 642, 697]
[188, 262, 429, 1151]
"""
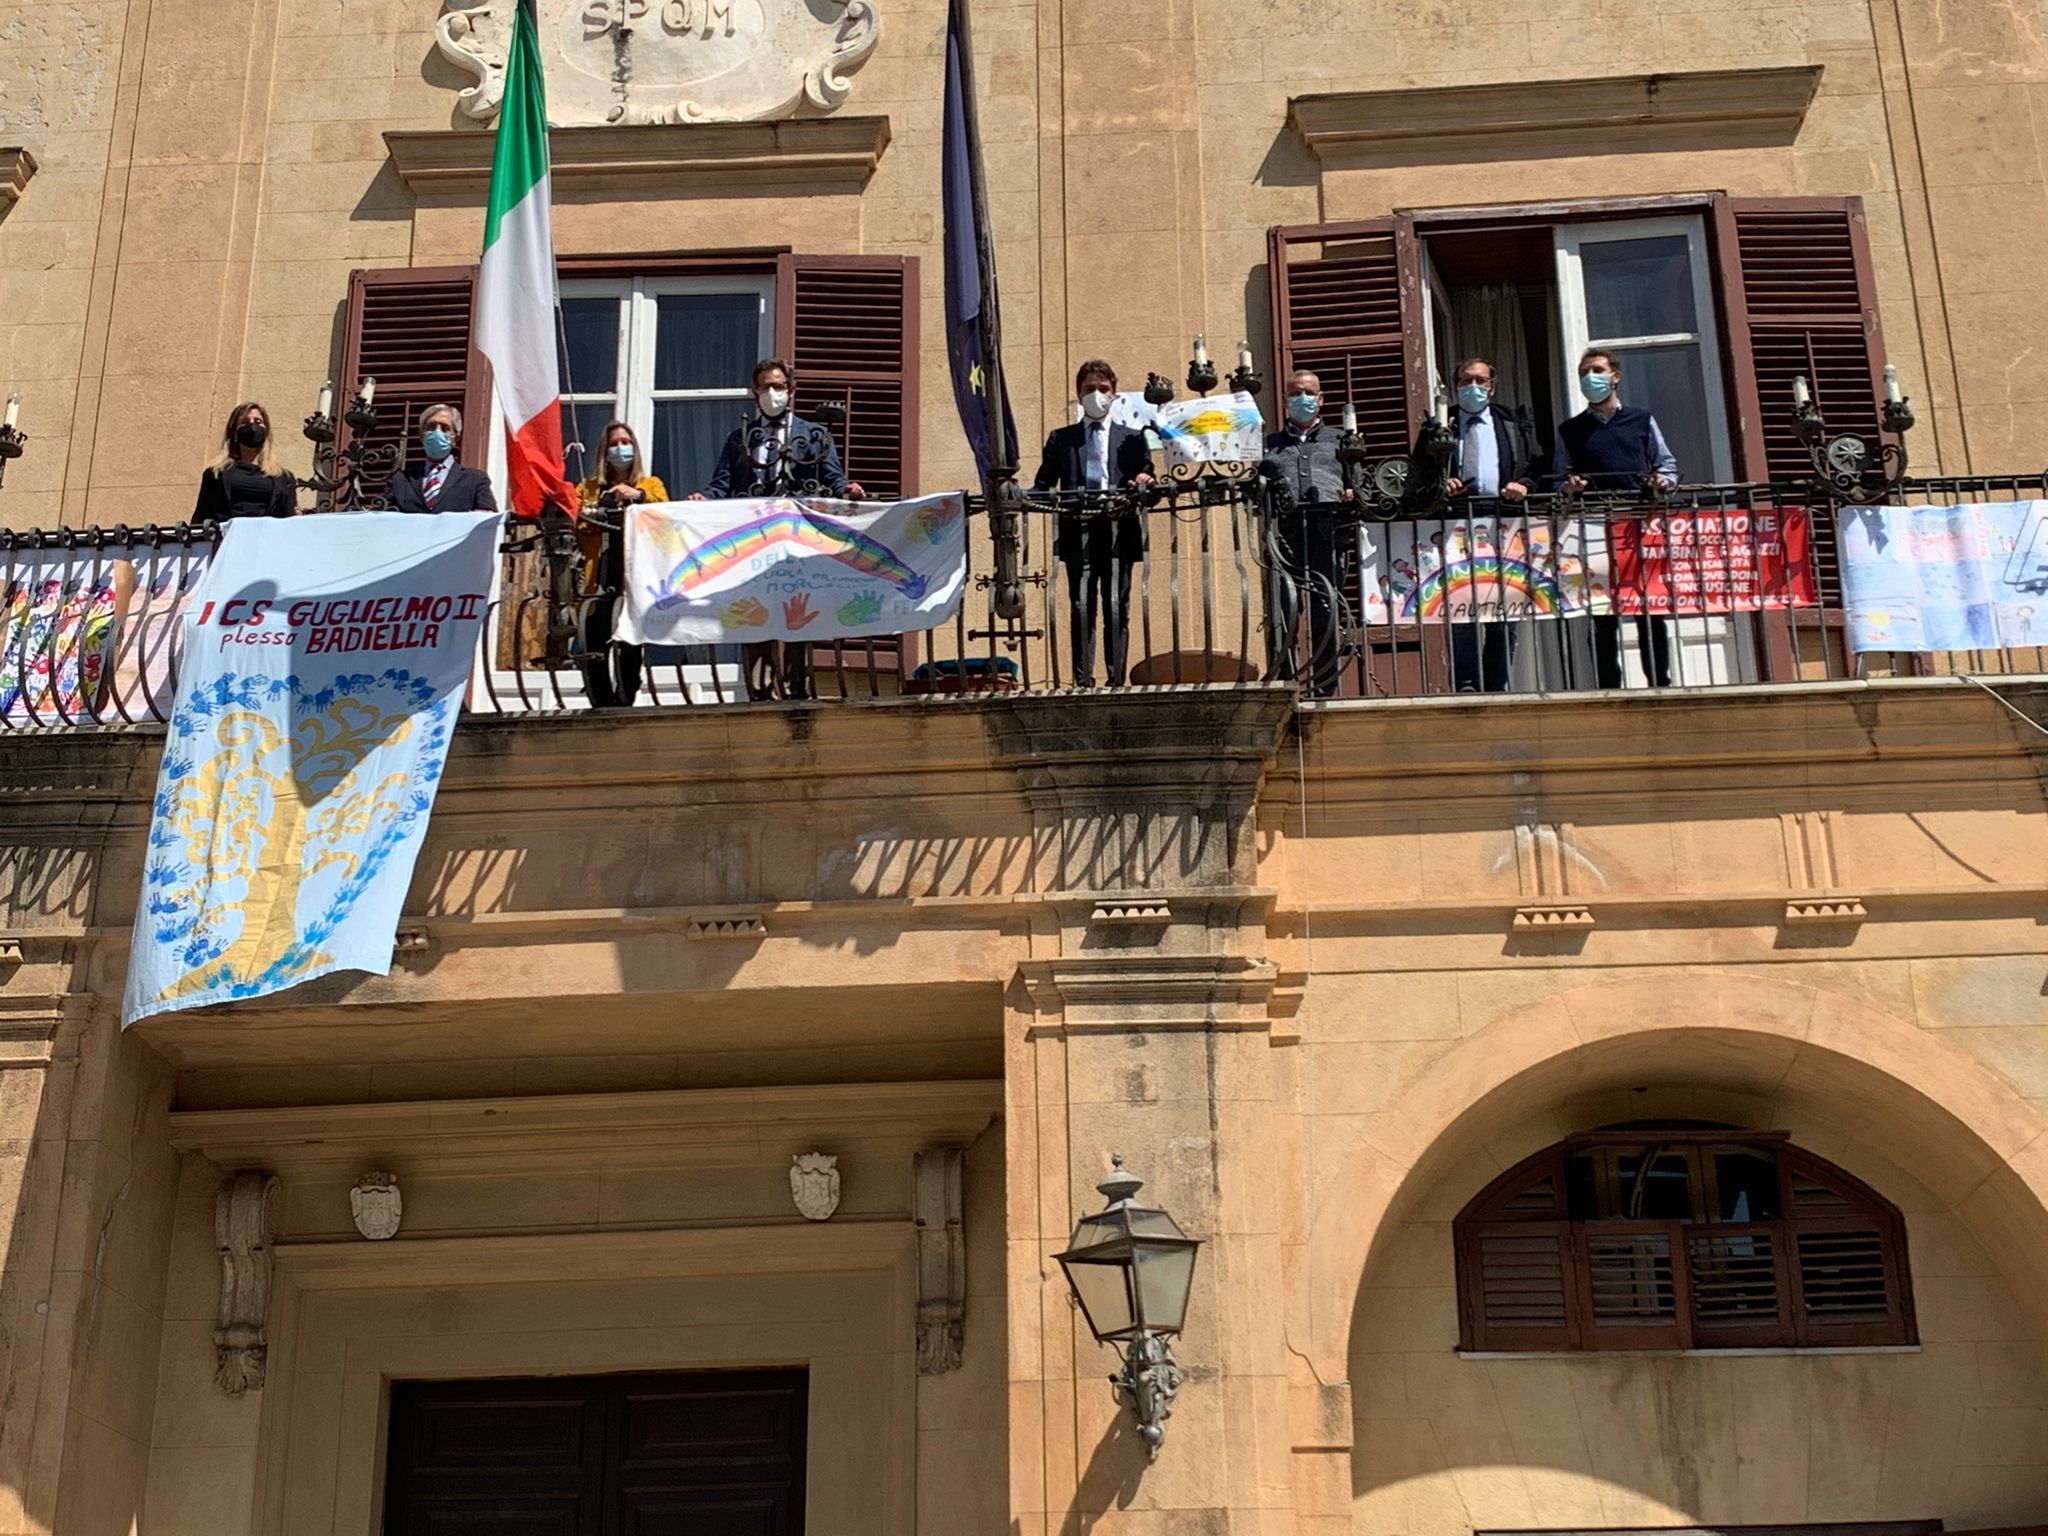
[757, 386, 790, 417]
[1078, 388, 1113, 421]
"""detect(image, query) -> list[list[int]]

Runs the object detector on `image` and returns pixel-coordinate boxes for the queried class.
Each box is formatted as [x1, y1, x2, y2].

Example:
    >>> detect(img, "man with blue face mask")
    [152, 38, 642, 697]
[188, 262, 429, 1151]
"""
[383, 403, 499, 515]
[1412, 357, 1539, 692]
[1548, 348, 1677, 687]
[1257, 369, 1355, 698]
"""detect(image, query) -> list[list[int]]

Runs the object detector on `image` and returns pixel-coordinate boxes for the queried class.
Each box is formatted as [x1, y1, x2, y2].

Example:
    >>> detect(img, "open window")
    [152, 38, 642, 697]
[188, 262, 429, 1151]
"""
[1454, 1127, 1917, 1354]
[1269, 195, 1892, 694]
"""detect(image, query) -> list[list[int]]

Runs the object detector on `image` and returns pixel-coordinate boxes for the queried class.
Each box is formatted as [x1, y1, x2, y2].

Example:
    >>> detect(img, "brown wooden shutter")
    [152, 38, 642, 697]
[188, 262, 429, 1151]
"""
[1267, 217, 1428, 452]
[336, 265, 490, 473]
[775, 254, 920, 498]
[1713, 197, 1889, 483]
[1457, 1149, 1579, 1351]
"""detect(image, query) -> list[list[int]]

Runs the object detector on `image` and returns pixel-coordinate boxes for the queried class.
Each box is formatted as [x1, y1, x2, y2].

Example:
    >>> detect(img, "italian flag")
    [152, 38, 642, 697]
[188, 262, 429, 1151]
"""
[476, 1, 572, 521]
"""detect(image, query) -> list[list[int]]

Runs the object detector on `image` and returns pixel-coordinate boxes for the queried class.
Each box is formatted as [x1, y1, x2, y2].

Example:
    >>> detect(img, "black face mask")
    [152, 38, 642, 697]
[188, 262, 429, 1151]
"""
[234, 423, 269, 449]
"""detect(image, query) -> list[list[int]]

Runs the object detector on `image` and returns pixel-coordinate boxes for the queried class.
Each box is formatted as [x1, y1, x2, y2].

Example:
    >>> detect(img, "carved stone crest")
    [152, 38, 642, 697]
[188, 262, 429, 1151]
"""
[214, 1171, 280, 1395]
[789, 1152, 840, 1221]
[350, 1171, 403, 1241]
[435, 0, 881, 127]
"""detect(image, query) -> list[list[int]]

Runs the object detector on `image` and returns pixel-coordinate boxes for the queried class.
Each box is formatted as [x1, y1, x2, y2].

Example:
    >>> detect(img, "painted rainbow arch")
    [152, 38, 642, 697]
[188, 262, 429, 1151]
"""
[1398, 557, 1570, 619]
[653, 506, 929, 607]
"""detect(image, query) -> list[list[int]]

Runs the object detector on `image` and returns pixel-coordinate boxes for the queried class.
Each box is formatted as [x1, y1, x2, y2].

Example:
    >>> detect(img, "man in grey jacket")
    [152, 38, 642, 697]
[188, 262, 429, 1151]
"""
[1258, 369, 1355, 698]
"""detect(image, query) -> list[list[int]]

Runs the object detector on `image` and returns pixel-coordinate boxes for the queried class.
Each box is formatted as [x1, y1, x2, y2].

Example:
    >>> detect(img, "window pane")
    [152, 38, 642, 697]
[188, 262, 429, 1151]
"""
[560, 399, 616, 488]
[1583, 235, 1697, 339]
[1616, 1150, 1696, 1220]
[558, 298, 621, 396]
[1713, 1149, 1781, 1222]
[652, 398, 748, 497]
[1611, 342, 1712, 484]
[654, 293, 763, 391]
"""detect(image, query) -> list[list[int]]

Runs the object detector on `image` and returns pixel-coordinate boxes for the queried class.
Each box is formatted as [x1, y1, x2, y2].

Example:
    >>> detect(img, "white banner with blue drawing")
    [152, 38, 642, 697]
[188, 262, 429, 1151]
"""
[122, 512, 499, 1026]
[1837, 502, 2048, 654]
[617, 493, 967, 645]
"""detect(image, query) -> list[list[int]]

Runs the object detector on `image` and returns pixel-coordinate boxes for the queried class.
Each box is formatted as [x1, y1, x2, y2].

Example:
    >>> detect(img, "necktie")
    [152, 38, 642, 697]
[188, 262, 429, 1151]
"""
[1087, 422, 1105, 489]
[424, 461, 447, 507]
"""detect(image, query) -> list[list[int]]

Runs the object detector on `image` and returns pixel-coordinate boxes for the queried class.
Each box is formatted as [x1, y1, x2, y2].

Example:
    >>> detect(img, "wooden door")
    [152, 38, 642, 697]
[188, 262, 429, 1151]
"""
[384, 1369, 807, 1536]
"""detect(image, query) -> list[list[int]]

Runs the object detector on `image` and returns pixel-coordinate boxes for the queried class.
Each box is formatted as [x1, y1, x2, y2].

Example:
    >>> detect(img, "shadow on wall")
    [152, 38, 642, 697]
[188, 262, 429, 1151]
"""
[1337, 1016, 2048, 1527]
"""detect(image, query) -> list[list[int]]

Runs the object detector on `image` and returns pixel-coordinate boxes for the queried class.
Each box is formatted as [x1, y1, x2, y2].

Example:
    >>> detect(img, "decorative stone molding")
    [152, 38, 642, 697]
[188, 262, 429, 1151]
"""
[789, 1152, 840, 1220]
[350, 1171, 403, 1240]
[1089, 899, 1171, 927]
[913, 1148, 965, 1375]
[687, 913, 768, 939]
[0, 938, 21, 966]
[432, 0, 880, 126]
[1512, 903, 1597, 932]
[1784, 897, 1868, 925]
[392, 927, 432, 956]
[0, 148, 35, 212]
[385, 117, 889, 196]
[1289, 66, 1823, 167]
[214, 1171, 280, 1394]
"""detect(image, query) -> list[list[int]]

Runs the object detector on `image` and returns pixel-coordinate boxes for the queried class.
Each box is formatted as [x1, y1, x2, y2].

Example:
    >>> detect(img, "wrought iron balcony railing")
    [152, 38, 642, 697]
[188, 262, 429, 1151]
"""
[4, 475, 2045, 732]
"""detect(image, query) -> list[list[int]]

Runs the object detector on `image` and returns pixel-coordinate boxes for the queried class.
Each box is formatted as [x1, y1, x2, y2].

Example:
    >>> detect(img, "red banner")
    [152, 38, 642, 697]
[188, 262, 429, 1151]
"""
[1610, 508, 1816, 616]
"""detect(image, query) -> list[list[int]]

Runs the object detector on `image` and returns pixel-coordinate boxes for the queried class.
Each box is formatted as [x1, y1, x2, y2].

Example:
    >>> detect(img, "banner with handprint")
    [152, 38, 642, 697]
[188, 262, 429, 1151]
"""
[122, 512, 499, 1026]
[618, 493, 968, 645]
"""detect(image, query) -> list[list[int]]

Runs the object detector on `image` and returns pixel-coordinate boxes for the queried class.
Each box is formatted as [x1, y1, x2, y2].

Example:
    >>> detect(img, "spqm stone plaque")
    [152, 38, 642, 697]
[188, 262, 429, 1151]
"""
[436, 0, 882, 125]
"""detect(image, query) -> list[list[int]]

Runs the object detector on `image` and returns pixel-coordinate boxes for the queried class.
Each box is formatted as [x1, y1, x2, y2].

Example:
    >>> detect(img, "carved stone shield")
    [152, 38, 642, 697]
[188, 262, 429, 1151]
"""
[350, 1172, 404, 1241]
[789, 1153, 840, 1221]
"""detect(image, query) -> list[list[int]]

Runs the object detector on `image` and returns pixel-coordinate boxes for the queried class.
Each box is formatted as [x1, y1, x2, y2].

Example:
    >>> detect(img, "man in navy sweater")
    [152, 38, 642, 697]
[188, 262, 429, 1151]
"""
[1550, 349, 1678, 688]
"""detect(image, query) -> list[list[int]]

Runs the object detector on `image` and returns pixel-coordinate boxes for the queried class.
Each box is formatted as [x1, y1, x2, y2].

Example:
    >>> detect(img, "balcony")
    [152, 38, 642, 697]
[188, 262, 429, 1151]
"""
[3, 474, 2045, 731]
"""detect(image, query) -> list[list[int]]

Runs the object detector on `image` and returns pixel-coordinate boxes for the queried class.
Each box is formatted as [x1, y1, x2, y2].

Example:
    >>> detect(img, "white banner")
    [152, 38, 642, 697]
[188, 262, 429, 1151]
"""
[1155, 391, 1263, 470]
[1358, 516, 1614, 624]
[123, 512, 499, 1026]
[618, 494, 967, 646]
[1838, 501, 2048, 653]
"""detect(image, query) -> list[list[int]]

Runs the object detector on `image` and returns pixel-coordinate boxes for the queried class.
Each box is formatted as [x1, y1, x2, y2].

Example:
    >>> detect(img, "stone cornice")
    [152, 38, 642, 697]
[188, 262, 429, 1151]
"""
[168, 1078, 1001, 1175]
[0, 147, 35, 211]
[384, 117, 891, 197]
[1289, 65, 1823, 167]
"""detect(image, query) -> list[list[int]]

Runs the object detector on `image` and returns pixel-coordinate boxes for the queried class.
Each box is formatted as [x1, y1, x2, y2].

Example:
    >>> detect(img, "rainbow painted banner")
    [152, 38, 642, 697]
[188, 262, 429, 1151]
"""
[619, 494, 969, 645]
[1358, 516, 1615, 625]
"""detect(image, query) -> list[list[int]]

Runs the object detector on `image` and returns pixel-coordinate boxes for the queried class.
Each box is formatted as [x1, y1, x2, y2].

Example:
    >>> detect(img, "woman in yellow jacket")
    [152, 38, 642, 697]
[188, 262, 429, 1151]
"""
[576, 421, 669, 708]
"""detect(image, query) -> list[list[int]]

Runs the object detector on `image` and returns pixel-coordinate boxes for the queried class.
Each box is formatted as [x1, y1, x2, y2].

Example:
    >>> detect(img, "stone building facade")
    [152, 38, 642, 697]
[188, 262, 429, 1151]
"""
[4, 0, 2048, 1534]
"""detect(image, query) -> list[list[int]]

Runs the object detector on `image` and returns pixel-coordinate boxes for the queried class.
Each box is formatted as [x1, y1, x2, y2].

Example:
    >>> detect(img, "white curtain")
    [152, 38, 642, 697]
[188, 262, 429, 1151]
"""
[1449, 284, 1533, 416]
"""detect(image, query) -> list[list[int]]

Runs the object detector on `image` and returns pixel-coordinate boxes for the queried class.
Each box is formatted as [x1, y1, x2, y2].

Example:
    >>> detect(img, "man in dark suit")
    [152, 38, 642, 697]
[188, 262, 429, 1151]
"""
[1411, 357, 1538, 692]
[1032, 359, 1153, 687]
[696, 359, 864, 501]
[382, 404, 498, 515]
[689, 358, 865, 701]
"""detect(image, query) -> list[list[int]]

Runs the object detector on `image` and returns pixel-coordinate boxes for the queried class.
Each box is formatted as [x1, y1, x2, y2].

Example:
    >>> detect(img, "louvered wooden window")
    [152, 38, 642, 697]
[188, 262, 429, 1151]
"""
[336, 266, 490, 475]
[1268, 218, 1426, 456]
[776, 253, 920, 500]
[1455, 1130, 1915, 1353]
[1712, 196, 1890, 601]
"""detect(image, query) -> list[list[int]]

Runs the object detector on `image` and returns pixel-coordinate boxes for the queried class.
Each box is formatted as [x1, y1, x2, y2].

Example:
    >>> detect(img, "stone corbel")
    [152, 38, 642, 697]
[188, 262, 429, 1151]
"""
[913, 1148, 965, 1375]
[0, 148, 35, 213]
[214, 1170, 280, 1394]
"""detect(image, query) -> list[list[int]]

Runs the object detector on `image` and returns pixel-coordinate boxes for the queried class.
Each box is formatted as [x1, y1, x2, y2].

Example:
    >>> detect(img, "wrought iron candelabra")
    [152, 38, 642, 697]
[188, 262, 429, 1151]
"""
[298, 379, 397, 512]
[1791, 364, 1915, 504]
[0, 393, 25, 491]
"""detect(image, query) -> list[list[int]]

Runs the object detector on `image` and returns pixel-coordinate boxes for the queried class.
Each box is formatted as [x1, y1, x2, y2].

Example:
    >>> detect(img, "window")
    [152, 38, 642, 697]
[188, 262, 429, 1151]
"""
[1268, 195, 1892, 693]
[557, 275, 776, 493]
[1454, 1127, 1916, 1353]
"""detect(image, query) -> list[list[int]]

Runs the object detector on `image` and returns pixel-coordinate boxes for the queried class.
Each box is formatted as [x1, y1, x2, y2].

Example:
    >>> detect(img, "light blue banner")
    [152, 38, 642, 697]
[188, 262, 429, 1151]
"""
[123, 512, 499, 1026]
[1838, 501, 2048, 655]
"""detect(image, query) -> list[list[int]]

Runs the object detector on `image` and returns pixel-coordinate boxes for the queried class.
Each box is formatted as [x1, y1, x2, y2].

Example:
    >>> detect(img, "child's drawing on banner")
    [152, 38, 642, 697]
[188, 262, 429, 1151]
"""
[1357, 516, 1612, 625]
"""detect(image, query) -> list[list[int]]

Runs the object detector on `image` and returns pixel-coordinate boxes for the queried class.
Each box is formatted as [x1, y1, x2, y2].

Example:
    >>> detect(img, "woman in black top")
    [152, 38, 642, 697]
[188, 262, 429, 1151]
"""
[192, 402, 297, 522]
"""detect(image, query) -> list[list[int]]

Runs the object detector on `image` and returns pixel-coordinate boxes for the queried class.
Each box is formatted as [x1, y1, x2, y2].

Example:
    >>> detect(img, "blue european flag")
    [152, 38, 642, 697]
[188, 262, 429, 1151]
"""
[942, 0, 1017, 488]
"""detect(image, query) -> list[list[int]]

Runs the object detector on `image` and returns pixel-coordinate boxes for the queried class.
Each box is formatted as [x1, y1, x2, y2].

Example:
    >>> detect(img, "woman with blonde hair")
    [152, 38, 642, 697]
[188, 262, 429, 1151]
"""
[576, 421, 669, 707]
[192, 401, 297, 522]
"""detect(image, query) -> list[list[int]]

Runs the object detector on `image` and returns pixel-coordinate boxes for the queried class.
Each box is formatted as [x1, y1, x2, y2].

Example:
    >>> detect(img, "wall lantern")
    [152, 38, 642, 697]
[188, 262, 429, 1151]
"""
[1055, 1154, 1201, 1458]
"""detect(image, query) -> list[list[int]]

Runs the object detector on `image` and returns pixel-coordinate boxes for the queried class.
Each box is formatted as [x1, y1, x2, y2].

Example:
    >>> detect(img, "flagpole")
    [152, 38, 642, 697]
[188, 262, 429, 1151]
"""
[948, 0, 1013, 482]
